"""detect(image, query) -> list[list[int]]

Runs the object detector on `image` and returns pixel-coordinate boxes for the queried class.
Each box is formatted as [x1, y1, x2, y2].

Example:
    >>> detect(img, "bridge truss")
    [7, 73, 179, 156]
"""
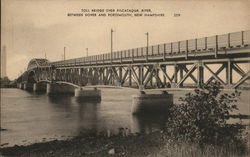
[18, 30, 250, 89]
[34, 56, 250, 89]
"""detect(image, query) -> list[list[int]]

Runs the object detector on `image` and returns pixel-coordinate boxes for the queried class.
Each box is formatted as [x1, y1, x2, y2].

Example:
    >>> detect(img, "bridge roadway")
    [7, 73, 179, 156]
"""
[50, 31, 249, 67]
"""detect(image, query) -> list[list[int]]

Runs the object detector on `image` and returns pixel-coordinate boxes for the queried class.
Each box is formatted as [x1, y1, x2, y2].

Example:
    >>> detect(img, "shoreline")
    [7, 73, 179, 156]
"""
[1, 115, 249, 149]
[1, 128, 249, 157]
[0, 130, 167, 157]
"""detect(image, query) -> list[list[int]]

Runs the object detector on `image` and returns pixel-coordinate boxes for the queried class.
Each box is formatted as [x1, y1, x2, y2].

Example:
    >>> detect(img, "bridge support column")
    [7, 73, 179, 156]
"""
[74, 87, 101, 101]
[32, 83, 46, 92]
[132, 91, 173, 114]
[23, 83, 27, 90]
[23, 83, 35, 91]
[162, 66, 167, 87]
[17, 83, 23, 89]
[139, 65, 144, 88]
[156, 68, 160, 88]
[46, 83, 75, 96]
[226, 60, 233, 89]
[33, 83, 37, 91]
[197, 62, 204, 87]
[46, 83, 51, 95]
[129, 69, 132, 87]
[20, 83, 25, 89]
[171, 64, 178, 88]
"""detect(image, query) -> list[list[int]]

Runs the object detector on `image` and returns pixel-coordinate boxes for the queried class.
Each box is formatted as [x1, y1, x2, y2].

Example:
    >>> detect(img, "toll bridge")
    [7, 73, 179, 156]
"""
[16, 30, 250, 113]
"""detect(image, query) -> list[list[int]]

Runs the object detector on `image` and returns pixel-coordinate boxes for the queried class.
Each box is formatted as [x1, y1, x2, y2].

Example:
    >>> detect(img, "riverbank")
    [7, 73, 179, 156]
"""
[2, 130, 162, 157]
[1, 129, 249, 157]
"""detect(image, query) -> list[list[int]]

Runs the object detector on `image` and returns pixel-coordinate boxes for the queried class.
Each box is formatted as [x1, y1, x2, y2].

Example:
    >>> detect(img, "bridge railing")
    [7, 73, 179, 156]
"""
[51, 30, 250, 67]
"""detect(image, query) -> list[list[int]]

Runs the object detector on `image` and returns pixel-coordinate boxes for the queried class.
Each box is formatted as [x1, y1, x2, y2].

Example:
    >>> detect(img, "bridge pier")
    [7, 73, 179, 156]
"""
[23, 83, 36, 91]
[17, 83, 23, 89]
[33, 83, 47, 92]
[46, 83, 75, 96]
[21, 83, 26, 90]
[33, 83, 37, 91]
[132, 91, 173, 114]
[74, 87, 101, 101]
[45, 83, 101, 100]
[23, 83, 27, 90]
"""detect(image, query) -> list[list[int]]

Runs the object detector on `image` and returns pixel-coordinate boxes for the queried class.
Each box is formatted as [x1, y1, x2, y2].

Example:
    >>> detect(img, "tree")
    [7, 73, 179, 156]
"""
[0, 76, 10, 87]
[168, 81, 245, 147]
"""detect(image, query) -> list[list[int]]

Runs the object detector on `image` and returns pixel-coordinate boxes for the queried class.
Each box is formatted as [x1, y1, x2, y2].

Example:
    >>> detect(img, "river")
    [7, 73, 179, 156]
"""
[1, 88, 249, 147]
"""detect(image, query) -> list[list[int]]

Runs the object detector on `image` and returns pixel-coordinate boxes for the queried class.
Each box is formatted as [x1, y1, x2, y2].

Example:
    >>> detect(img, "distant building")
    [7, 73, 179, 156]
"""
[1, 45, 7, 78]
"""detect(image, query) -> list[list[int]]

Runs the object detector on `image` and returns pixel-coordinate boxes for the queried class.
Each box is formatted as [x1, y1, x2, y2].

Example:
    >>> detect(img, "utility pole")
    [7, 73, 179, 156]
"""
[45, 53, 47, 59]
[111, 28, 114, 63]
[64, 47, 66, 60]
[86, 48, 88, 57]
[64, 47, 66, 66]
[145, 32, 149, 62]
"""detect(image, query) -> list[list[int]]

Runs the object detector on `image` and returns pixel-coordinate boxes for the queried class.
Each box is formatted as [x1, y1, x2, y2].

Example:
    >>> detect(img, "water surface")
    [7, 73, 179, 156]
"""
[1, 88, 249, 147]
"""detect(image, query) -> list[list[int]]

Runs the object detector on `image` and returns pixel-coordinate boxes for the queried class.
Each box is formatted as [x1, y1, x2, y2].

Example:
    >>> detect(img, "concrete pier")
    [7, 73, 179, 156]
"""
[23, 83, 27, 90]
[33, 83, 47, 92]
[18, 83, 23, 89]
[74, 87, 101, 101]
[46, 83, 75, 96]
[24, 83, 36, 91]
[132, 91, 173, 114]
[33, 83, 37, 91]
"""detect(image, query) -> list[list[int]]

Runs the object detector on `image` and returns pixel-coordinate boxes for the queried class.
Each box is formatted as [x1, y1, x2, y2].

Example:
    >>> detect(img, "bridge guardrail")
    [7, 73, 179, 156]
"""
[51, 30, 250, 67]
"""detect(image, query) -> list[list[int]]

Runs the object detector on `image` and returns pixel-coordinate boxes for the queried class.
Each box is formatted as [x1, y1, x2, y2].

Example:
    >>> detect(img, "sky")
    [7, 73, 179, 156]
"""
[1, 0, 250, 80]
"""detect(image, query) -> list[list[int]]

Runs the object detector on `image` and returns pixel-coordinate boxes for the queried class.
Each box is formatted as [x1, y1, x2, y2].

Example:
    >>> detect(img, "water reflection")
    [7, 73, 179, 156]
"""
[48, 95, 73, 110]
[77, 102, 99, 134]
[75, 97, 101, 104]
[1, 88, 174, 146]
[48, 93, 169, 136]
[48, 95, 101, 135]
[131, 113, 168, 134]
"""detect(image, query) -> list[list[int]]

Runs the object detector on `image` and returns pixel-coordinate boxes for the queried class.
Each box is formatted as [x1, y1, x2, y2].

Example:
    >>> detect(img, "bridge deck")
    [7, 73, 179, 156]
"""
[51, 30, 250, 68]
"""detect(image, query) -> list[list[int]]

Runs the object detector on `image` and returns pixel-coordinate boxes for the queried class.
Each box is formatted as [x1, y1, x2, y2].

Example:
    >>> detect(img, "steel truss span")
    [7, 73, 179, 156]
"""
[32, 57, 249, 89]
[17, 30, 250, 89]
